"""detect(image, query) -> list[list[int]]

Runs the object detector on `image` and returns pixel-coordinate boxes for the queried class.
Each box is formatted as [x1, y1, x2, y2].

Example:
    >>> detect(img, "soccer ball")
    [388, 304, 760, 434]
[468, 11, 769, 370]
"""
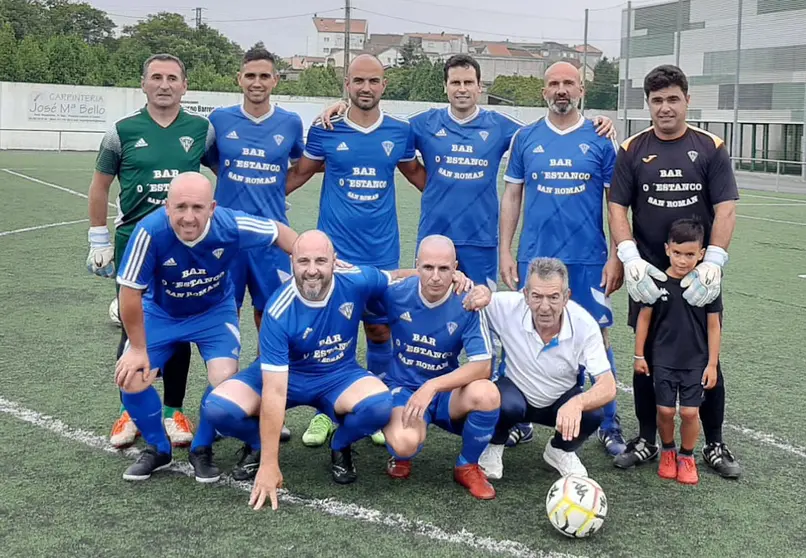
[109, 297, 121, 327]
[545, 475, 607, 538]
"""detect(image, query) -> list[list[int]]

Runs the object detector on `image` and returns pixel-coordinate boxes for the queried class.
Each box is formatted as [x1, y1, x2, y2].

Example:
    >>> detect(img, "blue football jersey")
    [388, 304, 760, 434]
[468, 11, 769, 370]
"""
[116, 207, 279, 318]
[303, 113, 416, 268]
[381, 276, 493, 390]
[504, 116, 618, 265]
[410, 107, 522, 248]
[259, 266, 392, 375]
[208, 104, 304, 224]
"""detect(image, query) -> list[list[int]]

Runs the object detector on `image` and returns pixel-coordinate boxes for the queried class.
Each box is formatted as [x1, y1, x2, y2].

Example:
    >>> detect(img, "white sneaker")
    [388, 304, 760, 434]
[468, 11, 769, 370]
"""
[542, 440, 588, 477]
[479, 443, 505, 480]
[164, 411, 194, 447]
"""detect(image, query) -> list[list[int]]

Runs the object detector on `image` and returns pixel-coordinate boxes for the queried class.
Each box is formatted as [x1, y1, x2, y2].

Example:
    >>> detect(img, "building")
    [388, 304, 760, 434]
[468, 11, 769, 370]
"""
[619, 0, 806, 171]
[312, 17, 368, 57]
[404, 32, 468, 59]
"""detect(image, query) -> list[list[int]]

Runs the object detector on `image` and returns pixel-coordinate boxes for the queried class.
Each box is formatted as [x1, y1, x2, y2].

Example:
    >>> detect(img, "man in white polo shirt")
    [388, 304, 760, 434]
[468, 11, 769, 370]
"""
[475, 257, 617, 478]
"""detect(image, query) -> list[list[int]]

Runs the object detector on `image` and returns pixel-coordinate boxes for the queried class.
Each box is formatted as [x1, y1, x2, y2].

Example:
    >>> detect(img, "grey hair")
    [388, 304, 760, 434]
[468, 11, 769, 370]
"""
[526, 257, 569, 292]
[142, 53, 187, 80]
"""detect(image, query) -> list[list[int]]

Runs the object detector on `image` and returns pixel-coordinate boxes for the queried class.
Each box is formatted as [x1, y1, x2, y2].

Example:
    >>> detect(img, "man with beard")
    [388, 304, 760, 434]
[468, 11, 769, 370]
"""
[207, 46, 303, 446]
[287, 54, 426, 447]
[497, 61, 627, 457]
[199, 231, 468, 499]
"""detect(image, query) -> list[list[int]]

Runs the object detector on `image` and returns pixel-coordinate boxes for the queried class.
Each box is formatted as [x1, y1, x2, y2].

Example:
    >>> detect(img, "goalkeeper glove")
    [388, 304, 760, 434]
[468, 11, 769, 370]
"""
[681, 246, 727, 307]
[87, 226, 115, 278]
[617, 240, 668, 304]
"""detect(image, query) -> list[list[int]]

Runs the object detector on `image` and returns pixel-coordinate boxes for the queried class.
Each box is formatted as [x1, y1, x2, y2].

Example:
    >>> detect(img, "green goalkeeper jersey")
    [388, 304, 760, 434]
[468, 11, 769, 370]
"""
[95, 106, 215, 229]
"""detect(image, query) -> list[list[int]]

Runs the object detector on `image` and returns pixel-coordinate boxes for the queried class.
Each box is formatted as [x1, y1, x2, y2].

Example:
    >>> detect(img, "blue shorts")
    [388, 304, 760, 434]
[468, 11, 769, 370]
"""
[518, 262, 613, 328]
[456, 245, 498, 291]
[230, 244, 291, 311]
[389, 385, 463, 435]
[140, 298, 240, 372]
[234, 360, 374, 422]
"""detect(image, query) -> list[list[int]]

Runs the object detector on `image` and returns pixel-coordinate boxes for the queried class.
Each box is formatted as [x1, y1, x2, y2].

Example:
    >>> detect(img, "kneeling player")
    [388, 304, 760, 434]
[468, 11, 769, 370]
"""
[380, 236, 499, 500]
[633, 219, 723, 485]
[114, 172, 296, 483]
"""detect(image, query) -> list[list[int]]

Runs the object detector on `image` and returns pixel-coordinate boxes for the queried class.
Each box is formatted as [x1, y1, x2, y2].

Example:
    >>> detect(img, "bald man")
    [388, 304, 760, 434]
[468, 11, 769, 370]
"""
[115, 171, 297, 484]
[375, 235, 499, 500]
[286, 55, 427, 447]
[498, 61, 627, 456]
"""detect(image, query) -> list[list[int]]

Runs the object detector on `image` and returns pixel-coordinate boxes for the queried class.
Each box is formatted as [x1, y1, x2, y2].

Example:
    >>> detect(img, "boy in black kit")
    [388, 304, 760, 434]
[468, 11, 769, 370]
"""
[633, 218, 721, 485]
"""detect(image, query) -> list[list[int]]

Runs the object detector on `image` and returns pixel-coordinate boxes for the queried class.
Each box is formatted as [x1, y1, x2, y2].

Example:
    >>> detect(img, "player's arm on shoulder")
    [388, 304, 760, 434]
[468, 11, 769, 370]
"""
[589, 114, 617, 139]
[273, 222, 299, 255]
[201, 119, 218, 173]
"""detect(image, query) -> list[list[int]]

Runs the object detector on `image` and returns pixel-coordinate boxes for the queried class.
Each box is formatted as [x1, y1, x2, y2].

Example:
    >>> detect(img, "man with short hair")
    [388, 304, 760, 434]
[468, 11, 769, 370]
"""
[500, 61, 627, 456]
[380, 235, 499, 500]
[287, 54, 426, 447]
[207, 46, 304, 441]
[608, 64, 740, 478]
[477, 257, 617, 479]
[87, 53, 216, 450]
[114, 172, 297, 483]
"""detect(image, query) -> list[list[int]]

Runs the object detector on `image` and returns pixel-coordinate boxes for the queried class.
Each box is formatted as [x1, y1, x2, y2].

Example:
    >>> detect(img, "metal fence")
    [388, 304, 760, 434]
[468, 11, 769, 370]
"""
[582, 0, 806, 179]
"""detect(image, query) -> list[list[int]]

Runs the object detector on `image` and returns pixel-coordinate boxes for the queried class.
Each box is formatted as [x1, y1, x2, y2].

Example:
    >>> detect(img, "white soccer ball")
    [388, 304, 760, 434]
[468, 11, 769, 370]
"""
[546, 475, 607, 538]
[109, 297, 121, 327]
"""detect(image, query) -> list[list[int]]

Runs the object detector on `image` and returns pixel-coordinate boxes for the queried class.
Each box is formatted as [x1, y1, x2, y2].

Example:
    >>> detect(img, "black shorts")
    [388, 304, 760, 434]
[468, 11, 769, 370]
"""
[653, 365, 705, 408]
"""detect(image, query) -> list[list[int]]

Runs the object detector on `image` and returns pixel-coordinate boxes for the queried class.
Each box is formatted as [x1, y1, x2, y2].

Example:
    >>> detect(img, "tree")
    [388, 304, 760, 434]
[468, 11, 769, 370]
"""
[488, 75, 545, 107]
[408, 60, 445, 102]
[296, 66, 341, 97]
[14, 35, 50, 83]
[0, 0, 48, 40]
[384, 67, 412, 100]
[46, 34, 94, 85]
[43, 0, 114, 45]
[0, 22, 17, 80]
[584, 57, 618, 110]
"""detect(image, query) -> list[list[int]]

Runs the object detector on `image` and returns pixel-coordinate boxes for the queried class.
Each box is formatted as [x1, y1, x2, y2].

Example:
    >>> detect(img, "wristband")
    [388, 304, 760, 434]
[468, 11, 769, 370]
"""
[703, 245, 729, 268]
[616, 240, 640, 264]
[633, 355, 645, 360]
[88, 226, 111, 245]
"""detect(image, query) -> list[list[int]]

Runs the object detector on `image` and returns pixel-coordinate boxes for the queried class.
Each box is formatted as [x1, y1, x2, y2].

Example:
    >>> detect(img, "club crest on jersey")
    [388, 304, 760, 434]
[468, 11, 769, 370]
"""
[400, 311, 412, 322]
[688, 150, 698, 162]
[532, 145, 544, 153]
[436, 128, 447, 137]
[579, 143, 590, 155]
[382, 140, 394, 156]
[274, 134, 284, 146]
[479, 131, 489, 141]
[212, 248, 224, 259]
[339, 302, 354, 320]
[447, 321, 458, 335]
[179, 136, 194, 152]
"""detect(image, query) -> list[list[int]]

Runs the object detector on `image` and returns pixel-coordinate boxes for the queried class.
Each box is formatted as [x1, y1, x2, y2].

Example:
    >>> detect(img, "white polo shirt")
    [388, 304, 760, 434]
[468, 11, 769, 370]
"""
[483, 292, 611, 409]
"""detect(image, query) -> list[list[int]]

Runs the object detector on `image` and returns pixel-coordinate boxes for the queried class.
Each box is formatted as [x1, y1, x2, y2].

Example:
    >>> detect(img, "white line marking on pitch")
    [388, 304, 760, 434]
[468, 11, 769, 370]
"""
[739, 193, 806, 204]
[0, 395, 581, 558]
[738, 215, 806, 226]
[615, 383, 806, 459]
[0, 215, 117, 238]
[2, 169, 115, 208]
[738, 203, 806, 207]
[0, 218, 89, 237]
[798, 275, 806, 279]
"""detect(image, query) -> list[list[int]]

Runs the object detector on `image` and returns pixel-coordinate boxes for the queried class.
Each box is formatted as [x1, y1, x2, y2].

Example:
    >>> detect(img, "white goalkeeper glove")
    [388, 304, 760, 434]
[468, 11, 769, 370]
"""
[617, 240, 668, 304]
[87, 226, 115, 278]
[681, 246, 727, 307]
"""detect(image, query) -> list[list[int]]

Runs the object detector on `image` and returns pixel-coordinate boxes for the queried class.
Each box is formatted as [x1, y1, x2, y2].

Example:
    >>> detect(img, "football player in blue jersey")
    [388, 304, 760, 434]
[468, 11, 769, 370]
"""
[207, 46, 304, 441]
[287, 54, 427, 447]
[315, 54, 616, 449]
[114, 172, 297, 483]
[379, 235, 499, 500]
[499, 61, 627, 456]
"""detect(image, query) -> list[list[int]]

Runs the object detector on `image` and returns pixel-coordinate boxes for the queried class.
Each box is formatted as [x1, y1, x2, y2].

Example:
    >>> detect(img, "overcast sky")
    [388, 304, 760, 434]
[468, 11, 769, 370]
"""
[89, 0, 626, 59]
